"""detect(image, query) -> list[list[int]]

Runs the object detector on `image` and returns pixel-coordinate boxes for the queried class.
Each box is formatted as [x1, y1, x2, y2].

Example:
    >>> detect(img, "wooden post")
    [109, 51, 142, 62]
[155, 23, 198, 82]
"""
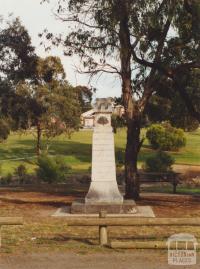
[0, 226, 1, 248]
[99, 211, 108, 246]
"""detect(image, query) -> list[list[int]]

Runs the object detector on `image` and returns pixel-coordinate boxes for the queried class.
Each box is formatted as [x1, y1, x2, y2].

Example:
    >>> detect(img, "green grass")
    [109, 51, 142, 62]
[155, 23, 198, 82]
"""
[138, 129, 200, 166]
[143, 185, 200, 195]
[0, 128, 199, 175]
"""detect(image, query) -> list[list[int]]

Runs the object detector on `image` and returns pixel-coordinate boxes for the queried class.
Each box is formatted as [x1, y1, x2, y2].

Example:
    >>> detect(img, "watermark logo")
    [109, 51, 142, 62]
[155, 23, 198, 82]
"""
[167, 233, 198, 266]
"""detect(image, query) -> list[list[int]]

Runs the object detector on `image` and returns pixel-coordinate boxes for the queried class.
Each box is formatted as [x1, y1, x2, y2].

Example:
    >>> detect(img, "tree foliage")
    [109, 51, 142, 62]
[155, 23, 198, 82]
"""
[146, 69, 200, 131]
[16, 56, 82, 154]
[0, 18, 92, 152]
[0, 17, 36, 82]
[0, 18, 37, 134]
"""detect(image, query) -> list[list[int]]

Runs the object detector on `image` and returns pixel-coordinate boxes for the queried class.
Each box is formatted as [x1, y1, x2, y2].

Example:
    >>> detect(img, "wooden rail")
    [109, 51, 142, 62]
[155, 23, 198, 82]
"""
[66, 217, 200, 226]
[0, 217, 23, 247]
[66, 212, 200, 247]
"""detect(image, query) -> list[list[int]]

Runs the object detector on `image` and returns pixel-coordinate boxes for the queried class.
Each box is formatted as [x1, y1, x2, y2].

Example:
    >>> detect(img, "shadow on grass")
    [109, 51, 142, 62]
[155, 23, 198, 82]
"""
[115, 146, 156, 164]
[0, 139, 92, 163]
[50, 236, 98, 246]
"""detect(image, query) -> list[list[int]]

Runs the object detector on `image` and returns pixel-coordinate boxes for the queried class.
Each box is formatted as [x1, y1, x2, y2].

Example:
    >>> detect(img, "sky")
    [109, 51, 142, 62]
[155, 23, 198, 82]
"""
[1, 0, 121, 98]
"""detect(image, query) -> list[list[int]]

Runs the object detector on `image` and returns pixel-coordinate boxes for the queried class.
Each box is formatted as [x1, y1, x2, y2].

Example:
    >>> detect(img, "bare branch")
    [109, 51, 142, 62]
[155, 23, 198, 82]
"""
[54, 13, 102, 30]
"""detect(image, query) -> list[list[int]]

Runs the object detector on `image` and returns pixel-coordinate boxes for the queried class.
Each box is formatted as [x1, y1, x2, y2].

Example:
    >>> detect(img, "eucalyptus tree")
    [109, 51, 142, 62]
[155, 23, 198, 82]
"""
[16, 56, 81, 155]
[0, 17, 37, 141]
[0, 18, 89, 156]
[0, 17, 36, 82]
[43, 0, 200, 199]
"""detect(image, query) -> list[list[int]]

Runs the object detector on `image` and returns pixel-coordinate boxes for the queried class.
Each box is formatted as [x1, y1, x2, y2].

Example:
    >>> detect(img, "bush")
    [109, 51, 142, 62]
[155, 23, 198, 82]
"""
[36, 155, 70, 183]
[116, 150, 124, 167]
[146, 122, 186, 151]
[144, 151, 175, 173]
[1, 173, 12, 185]
[0, 118, 10, 142]
[15, 164, 27, 183]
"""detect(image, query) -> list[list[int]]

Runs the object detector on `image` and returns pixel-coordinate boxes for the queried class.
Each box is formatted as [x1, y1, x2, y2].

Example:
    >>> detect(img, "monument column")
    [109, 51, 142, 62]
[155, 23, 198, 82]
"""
[71, 98, 137, 214]
[85, 98, 123, 204]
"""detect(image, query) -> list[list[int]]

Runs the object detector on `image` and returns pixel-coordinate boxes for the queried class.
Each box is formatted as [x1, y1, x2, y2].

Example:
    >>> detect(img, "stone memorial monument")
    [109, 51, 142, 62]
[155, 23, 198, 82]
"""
[85, 97, 123, 204]
[71, 97, 137, 213]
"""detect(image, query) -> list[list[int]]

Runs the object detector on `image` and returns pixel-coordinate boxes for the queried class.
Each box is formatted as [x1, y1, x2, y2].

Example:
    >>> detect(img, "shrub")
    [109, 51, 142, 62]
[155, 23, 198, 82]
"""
[144, 151, 175, 173]
[116, 150, 124, 167]
[15, 164, 27, 183]
[1, 173, 12, 185]
[146, 122, 186, 151]
[36, 155, 70, 183]
[0, 118, 10, 142]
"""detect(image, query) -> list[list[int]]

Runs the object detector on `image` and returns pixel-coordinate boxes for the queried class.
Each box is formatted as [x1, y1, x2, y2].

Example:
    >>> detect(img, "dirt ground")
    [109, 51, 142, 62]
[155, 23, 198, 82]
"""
[0, 184, 200, 219]
[173, 164, 200, 173]
[1, 251, 200, 269]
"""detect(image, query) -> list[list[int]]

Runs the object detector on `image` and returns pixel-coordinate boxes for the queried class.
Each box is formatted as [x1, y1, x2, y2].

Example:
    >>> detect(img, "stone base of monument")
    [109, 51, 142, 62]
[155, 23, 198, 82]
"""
[70, 199, 137, 214]
[52, 205, 155, 217]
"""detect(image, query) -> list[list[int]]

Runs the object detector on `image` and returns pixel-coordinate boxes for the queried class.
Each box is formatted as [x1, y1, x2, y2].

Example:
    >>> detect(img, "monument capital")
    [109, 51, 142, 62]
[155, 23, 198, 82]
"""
[94, 98, 114, 128]
[94, 97, 114, 113]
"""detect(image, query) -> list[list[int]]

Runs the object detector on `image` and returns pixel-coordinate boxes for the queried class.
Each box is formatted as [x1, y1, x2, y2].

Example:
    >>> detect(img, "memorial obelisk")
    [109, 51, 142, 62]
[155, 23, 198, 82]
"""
[71, 98, 137, 214]
[85, 98, 123, 204]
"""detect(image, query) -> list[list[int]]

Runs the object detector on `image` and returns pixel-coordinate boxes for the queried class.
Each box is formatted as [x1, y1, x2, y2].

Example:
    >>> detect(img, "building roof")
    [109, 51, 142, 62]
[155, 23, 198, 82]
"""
[81, 109, 95, 117]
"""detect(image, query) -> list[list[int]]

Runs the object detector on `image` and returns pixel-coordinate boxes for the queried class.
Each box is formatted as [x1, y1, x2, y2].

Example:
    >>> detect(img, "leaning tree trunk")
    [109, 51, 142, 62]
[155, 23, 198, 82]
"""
[124, 115, 141, 200]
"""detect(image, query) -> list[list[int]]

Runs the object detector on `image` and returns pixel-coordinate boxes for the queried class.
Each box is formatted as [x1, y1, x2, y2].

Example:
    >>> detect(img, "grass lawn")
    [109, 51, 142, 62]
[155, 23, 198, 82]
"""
[143, 185, 200, 195]
[0, 128, 199, 176]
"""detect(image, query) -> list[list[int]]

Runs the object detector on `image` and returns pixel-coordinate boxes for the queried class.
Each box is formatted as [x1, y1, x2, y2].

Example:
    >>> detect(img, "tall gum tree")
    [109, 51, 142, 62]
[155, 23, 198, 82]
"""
[16, 56, 83, 156]
[43, 0, 200, 199]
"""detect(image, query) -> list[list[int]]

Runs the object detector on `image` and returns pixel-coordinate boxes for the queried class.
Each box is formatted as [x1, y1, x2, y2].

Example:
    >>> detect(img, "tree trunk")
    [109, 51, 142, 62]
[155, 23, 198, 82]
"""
[118, 1, 142, 200]
[36, 121, 42, 156]
[124, 116, 141, 200]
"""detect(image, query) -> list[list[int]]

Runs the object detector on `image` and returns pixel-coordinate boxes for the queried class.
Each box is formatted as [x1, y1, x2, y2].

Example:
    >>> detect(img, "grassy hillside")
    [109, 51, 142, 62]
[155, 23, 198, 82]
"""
[0, 128, 199, 175]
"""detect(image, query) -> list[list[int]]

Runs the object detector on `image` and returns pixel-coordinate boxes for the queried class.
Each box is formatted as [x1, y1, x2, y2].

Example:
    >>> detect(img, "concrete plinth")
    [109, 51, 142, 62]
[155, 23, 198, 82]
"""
[71, 199, 137, 214]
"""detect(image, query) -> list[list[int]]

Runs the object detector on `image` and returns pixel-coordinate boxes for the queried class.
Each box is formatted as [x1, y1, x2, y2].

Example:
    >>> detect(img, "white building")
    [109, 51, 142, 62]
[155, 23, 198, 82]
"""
[80, 104, 124, 129]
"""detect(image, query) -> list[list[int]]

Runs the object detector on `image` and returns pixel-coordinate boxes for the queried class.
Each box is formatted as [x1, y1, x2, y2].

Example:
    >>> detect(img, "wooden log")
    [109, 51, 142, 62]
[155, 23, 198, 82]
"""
[110, 241, 197, 249]
[66, 217, 200, 226]
[99, 211, 108, 246]
[0, 217, 23, 225]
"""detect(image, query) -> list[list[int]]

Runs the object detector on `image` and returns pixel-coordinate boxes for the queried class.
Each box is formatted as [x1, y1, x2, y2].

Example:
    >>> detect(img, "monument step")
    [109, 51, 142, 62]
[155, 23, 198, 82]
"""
[71, 199, 137, 214]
